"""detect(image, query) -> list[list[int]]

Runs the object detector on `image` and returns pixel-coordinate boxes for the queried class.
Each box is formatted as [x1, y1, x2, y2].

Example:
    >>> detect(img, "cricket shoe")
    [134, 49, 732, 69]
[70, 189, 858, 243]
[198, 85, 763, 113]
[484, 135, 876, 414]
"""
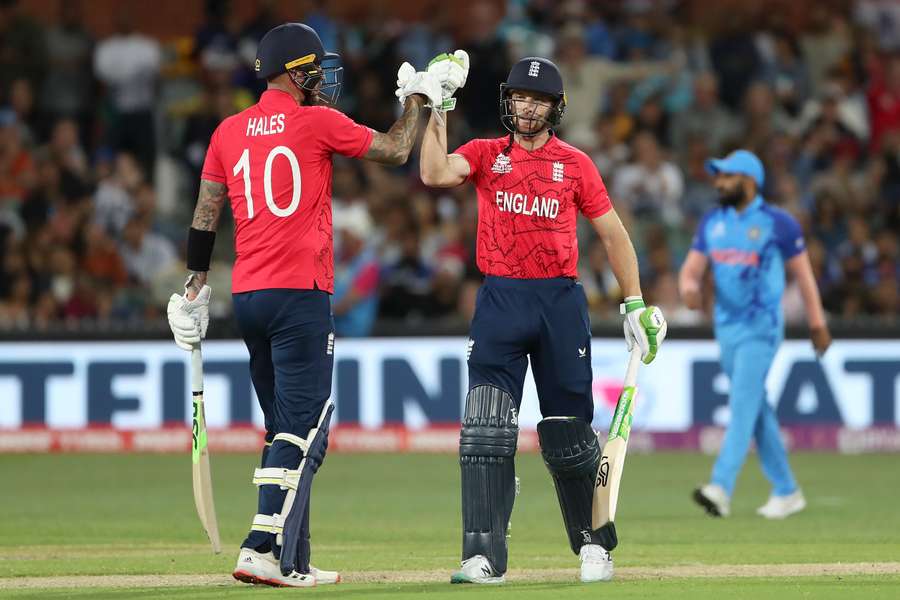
[579, 544, 614, 582]
[693, 483, 731, 517]
[450, 555, 506, 584]
[757, 490, 806, 519]
[232, 548, 315, 587]
[310, 564, 341, 585]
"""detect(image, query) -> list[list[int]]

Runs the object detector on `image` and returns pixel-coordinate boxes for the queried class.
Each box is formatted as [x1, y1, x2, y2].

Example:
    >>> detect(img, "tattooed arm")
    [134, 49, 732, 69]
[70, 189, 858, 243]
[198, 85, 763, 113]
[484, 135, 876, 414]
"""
[185, 179, 227, 299]
[363, 95, 426, 166]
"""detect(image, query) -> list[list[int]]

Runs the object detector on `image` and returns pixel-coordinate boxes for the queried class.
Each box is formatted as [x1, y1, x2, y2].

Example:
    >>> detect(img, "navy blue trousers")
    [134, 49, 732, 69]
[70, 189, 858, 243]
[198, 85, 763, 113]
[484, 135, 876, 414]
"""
[232, 289, 334, 552]
[467, 276, 594, 422]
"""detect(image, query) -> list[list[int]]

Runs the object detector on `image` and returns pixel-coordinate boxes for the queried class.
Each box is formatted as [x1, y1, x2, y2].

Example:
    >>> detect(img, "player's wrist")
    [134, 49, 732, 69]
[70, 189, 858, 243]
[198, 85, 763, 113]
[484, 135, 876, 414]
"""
[620, 296, 645, 315]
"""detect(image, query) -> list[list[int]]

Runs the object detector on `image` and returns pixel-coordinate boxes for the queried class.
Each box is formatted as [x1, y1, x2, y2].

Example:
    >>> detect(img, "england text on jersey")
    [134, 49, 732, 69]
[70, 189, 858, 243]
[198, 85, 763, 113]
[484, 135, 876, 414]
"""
[494, 191, 560, 219]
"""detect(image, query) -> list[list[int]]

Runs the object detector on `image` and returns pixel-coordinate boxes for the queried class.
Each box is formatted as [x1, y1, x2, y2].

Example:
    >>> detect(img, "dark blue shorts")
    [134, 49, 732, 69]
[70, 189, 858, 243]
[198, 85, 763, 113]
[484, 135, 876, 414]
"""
[467, 276, 593, 421]
[232, 289, 334, 439]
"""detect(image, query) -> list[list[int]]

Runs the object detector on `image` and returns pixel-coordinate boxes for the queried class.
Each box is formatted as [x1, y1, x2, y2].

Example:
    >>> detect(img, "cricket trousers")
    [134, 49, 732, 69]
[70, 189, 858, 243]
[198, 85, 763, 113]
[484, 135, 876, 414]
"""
[467, 276, 594, 420]
[231, 288, 335, 551]
[711, 335, 799, 497]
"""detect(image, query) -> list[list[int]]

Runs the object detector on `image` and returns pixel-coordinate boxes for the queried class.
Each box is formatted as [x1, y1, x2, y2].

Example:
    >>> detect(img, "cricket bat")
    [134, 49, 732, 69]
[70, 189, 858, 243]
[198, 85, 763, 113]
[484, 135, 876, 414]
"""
[191, 346, 222, 554]
[592, 347, 641, 530]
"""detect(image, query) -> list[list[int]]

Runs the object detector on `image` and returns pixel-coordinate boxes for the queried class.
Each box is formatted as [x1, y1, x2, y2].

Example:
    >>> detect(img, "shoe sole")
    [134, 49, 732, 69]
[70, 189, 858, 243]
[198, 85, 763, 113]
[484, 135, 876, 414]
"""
[581, 575, 614, 583]
[693, 488, 724, 517]
[758, 502, 806, 519]
[232, 570, 316, 587]
[450, 573, 506, 584]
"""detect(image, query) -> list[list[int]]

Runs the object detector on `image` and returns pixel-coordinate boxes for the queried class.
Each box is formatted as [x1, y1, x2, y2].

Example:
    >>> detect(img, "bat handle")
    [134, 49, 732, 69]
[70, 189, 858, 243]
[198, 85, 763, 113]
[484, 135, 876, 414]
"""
[623, 347, 641, 388]
[191, 346, 203, 394]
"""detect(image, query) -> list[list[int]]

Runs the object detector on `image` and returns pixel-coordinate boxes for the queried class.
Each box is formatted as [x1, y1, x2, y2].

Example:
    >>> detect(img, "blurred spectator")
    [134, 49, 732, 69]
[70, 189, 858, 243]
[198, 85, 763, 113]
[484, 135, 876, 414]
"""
[866, 53, 900, 152]
[0, 0, 47, 94]
[709, 18, 762, 110]
[670, 72, 741, 156]
[612, 130, 684, 226]
[740, 81, 795, 154]
[118, 216, 177, 286]
[93, 7, 161, 176]
[0, 109, 36, 211]
[555, 21, 672, 141]
[333, 203, 380, 337]
[41, 0, 94, 134]
[93, 152, 144, 236]
[457, 0, 510, 135]
[762, 31, 812, 117]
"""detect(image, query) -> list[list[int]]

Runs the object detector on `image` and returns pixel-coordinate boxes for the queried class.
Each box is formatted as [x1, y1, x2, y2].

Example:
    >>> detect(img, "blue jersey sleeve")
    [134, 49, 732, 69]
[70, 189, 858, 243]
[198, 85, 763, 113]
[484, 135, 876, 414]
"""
[691, 210, 714, 254]
[772, 209, 805, 259]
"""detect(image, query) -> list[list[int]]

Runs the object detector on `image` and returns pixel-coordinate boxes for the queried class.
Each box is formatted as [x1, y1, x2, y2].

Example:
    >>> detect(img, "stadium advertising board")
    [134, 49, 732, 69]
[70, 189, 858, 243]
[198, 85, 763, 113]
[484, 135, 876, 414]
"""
[0, 339, 897, 452]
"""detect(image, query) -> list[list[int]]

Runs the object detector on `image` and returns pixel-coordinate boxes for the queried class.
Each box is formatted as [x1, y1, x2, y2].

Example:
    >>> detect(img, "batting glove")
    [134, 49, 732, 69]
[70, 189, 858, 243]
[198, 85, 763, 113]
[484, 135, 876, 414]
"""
[395, 62, 442, 108]
[622, 296, 667, 364]
[167, 281, 211, 351]
[427, 50, 469, 111]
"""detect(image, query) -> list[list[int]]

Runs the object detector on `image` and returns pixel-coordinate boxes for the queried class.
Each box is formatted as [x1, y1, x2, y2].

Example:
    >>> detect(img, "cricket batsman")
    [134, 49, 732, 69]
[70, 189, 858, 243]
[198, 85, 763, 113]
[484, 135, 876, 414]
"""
[165, 23, 442, 586]
[421, 52, 667, 583]
[679, 150, 832, 519]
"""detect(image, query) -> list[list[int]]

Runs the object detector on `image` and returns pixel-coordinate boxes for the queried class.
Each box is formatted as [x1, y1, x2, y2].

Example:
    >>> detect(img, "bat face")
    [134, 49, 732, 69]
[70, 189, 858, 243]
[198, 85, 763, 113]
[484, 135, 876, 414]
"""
[592, 384, 638, 529]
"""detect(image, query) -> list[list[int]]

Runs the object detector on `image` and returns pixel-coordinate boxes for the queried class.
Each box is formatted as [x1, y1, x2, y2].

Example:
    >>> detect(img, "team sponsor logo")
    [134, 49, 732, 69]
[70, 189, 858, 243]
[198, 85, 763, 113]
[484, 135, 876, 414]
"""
[748, 226, 761, 240]
[578, 347, 587, 358]
[494, 191, 559, 219]
[710, 248, 760, 266]
[528, 61, 541, 77]
[491, 153, 512, 174]
[552, 162, 564, 182]
[326, 332, 335, 355]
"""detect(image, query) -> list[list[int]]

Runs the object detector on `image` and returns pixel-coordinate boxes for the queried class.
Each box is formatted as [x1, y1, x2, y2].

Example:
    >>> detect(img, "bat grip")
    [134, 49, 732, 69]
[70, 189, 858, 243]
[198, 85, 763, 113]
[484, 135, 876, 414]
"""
[191, 346, 204, 394]
[623, 347, 641, 388]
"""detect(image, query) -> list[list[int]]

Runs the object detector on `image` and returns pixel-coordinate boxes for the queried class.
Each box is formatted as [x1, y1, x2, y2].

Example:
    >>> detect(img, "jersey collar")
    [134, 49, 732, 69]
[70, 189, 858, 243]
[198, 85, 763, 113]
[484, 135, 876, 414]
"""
[260, 89, 300, 112]
[729, 194, 764, 218]
[513, 132, 558, 154]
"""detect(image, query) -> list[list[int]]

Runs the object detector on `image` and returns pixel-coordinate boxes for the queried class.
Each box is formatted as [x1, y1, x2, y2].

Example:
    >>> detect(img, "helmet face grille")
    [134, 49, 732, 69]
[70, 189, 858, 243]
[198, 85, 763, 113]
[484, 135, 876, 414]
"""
[498, 83, 565, 137]
[288, 65, 343, 105]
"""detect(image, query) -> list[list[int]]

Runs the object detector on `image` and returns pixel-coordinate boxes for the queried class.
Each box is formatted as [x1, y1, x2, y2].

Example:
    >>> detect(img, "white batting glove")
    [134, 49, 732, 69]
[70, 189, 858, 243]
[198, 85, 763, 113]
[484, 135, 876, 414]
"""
[167, 283, 211, 351]
[427, 50, 469, 111]
[395, 62, 442, 108]
[621, 296, 667, 364]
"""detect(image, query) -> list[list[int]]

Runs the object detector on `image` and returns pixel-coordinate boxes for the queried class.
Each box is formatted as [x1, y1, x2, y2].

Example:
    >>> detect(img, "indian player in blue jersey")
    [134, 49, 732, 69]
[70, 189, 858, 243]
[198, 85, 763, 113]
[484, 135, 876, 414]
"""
[678, 150, 832, 520]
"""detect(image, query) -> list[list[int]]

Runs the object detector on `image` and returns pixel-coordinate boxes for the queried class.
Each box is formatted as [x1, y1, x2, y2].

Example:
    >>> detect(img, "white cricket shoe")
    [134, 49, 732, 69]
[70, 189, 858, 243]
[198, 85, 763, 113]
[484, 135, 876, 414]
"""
[757, 490, 806, 519]
[693, 483, 731, 517]
[231, 548, 315, 587]
[450, 555, 505, 584]
[311, 564, 341, 585]
[579, 544, 614, 582]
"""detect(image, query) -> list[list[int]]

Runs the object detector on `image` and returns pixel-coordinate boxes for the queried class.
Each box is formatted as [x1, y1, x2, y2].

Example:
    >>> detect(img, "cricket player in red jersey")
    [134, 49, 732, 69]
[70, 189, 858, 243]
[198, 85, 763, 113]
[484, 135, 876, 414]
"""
[421, 53, 668, 583]
[165, 23, 442, 587]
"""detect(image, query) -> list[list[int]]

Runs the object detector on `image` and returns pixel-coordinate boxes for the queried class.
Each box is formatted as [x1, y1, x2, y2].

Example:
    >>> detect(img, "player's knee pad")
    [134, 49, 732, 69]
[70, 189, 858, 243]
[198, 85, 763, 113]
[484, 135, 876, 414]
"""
[460, 385, 519, 574]
[538, 416, 617, 553]
[248, 400, 334, 575]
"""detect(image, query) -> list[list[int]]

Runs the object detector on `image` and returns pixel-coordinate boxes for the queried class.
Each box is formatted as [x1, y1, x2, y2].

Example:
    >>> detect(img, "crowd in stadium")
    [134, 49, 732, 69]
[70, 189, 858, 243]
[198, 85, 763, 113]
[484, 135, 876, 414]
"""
[0, 0, 898, 335]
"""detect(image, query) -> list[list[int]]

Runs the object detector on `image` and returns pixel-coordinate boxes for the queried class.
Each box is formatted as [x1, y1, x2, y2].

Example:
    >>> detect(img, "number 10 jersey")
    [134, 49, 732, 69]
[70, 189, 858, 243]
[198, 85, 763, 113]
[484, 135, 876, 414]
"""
[201, 89, 373, 293]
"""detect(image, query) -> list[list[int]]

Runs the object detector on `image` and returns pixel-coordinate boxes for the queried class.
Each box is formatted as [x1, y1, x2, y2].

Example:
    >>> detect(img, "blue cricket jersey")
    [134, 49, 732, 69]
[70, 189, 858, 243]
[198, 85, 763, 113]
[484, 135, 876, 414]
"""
[691, 195, 805, 339]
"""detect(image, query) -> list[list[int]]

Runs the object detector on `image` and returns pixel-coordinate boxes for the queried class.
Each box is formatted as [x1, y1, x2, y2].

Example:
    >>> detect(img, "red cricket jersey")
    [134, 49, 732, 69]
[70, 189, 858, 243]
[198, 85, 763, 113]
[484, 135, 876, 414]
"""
[201, 89, 373, 293]
[454, 135, 611, 279]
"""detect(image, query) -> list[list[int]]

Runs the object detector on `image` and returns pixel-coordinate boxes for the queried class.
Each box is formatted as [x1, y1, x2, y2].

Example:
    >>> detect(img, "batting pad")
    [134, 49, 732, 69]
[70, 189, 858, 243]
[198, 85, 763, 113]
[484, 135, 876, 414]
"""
[538, 417, 617, 553]
[460, 385, 519, 575]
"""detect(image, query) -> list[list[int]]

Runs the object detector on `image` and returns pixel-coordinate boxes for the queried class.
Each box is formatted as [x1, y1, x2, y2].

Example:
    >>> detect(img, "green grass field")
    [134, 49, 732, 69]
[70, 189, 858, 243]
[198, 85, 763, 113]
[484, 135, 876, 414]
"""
[1, 451, 899, 598]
